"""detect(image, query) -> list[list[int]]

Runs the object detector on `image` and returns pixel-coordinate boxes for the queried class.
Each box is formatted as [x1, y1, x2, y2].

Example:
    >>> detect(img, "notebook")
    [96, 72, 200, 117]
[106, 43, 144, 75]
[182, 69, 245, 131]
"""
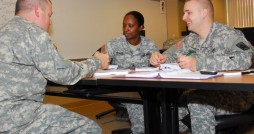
[159, 71, 223, 80]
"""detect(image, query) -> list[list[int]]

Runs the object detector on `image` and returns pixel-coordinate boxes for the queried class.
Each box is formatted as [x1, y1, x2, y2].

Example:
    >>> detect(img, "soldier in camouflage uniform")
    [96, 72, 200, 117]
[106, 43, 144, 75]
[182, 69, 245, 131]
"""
[106, 11, 158, 69]
[106, 11, 158, 133]
[0, 0, 110, 133]
[130, 0, 254, 134]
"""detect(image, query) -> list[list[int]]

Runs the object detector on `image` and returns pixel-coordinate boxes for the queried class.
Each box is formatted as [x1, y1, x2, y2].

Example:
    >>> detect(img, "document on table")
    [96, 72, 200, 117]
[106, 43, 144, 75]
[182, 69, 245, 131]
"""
[124, 66, 159, 78]
[124, 71, 159, 78]
[135, 67, 160, 72]
[94, 69, 130, 77]
[123, 69, 223, 79]
[159, 71, 224, 79]
[158, 64, 223, 79]
[99, 63, 224, 79]
[160, 63, 181, 71]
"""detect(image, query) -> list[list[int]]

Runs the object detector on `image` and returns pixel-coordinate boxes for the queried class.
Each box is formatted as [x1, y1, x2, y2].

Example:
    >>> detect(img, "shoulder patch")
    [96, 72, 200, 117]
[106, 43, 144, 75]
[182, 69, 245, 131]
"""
[176, 39, 183, 49]
[236, 42, 250, 50]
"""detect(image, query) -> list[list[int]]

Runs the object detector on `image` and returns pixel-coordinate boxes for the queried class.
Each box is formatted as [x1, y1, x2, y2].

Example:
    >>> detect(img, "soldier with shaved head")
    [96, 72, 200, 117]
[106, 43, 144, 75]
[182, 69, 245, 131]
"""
[0, 0, 110, 133]
[150, 0, 254, 133]
[126, 0, 254, 133]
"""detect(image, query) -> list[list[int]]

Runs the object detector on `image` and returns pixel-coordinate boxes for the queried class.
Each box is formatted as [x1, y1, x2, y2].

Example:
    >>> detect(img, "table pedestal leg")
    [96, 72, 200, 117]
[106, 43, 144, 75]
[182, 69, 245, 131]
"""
[143, 88, 161, 134]
[161, 88, 179, 134]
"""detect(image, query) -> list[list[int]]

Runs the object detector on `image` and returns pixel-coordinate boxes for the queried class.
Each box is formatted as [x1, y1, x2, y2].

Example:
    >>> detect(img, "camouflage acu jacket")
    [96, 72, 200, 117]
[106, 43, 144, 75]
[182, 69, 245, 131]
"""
[165, 22, 254, 71]
[106, 35, 158, 69]
[0, 16, 100, 131]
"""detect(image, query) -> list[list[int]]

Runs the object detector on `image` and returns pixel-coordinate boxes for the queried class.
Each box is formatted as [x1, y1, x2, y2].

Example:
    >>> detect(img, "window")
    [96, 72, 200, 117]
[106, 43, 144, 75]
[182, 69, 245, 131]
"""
[226, 0, 254, 28]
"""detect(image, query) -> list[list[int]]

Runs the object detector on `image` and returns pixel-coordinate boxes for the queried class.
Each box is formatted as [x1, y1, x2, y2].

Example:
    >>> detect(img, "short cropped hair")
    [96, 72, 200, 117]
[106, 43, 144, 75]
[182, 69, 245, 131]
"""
[15, 0, 52, 15]
[125, 11, 144, 27]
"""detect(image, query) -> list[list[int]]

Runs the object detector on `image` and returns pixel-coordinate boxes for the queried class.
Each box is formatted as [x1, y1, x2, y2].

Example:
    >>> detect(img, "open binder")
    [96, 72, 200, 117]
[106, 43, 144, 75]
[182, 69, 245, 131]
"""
[123, 70, 223, 79]
[96, 63, 224, 80]
[158, 71, 223, 80]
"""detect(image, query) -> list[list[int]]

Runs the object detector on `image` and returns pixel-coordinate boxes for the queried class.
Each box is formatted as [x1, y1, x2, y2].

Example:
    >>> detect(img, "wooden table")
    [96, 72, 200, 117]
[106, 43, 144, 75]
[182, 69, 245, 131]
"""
[95, 74, 254, 134]
[48, 74, 254, 134]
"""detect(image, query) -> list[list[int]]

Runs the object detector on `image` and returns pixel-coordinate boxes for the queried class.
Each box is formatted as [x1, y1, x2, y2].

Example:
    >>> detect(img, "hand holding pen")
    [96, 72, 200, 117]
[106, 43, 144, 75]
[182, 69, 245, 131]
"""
[177, 51, 196, 71]
[93, 44, 111, 69]
[150, 51, 167, 67]
[94, 51, 110, 69]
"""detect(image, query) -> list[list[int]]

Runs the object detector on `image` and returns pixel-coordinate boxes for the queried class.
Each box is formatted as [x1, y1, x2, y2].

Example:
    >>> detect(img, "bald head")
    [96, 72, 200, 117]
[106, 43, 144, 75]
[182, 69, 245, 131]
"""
[15, 0, 53, 32]
[15, 0, 52, 15]
[183, 0, 214, 39]
[186, 0, 214, 19]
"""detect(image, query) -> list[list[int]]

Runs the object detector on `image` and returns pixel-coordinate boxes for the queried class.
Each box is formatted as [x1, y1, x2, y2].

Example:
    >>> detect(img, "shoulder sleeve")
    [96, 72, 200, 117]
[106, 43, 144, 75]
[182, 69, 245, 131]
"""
[143, 36, 158, 52]
[106, 40, 115, 58]
[226, 31, 254, 53]
[29, 28, 100, 85]
[106, 36, 126, 58]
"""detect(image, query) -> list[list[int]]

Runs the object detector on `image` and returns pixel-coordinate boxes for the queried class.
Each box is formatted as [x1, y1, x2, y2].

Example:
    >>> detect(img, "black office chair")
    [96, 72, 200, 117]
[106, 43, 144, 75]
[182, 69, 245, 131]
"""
[111, 98, 254, 134]
[96, 101, 129, 121]
[67, 84, 132, 119]
[112, 128, 132, 134]
[181, 105, 254, 134]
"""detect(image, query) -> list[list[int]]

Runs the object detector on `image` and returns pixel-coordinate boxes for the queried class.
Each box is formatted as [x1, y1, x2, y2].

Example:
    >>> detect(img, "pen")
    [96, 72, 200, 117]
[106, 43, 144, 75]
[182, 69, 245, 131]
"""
[186, 51, 193, 56]
[223, 70, 254, 76]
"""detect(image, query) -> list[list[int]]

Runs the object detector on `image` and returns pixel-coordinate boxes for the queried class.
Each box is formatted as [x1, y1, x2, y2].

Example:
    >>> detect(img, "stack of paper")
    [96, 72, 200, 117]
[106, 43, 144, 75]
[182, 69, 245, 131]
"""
[159, 71, 223, 79]
[160, 63, 181, 71]
[94, 69, 130, 77]
[135, 67, 159, 72]
[125, 71, 159, 78]
[96, 63, 224, 79]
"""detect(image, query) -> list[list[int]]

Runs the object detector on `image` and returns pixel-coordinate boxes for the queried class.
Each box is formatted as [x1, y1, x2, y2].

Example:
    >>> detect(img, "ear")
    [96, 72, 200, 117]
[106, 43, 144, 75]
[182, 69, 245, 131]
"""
[139, 25, 144, 31]
[34, 4, 40, 17]
[202, 8, 208, 18]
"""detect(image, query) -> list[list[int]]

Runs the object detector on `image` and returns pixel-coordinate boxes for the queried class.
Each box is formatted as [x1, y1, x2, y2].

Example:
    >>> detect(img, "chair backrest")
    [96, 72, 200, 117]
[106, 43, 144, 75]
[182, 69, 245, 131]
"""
[235, 27, 254, 68]
[235, 27, 254, 46]
[180, 105, 254, 133]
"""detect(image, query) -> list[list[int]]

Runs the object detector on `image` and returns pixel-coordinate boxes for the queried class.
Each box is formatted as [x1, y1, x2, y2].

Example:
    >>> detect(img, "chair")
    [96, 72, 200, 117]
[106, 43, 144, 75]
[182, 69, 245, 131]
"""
[112, 128, 132, 134]
[181, 105, 254, 134]
[67, 86, 137, 134]
[91, 44, 131, 121]
[96, 101, 129, 121]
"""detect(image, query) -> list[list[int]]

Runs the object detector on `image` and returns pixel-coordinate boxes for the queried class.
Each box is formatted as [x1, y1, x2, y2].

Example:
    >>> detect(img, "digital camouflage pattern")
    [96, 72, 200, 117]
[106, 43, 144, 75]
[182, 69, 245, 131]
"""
[127, 22, 254, 134]
[106, 35, 158, 69]
[164, 22, 253, 71]
[0, 16, 101, 133]
[106, 35, 157, 133]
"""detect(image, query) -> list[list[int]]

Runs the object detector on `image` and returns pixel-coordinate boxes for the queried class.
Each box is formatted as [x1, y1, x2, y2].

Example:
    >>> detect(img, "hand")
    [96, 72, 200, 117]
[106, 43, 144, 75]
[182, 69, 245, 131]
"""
[177, 55, 196, 71]
[94, 52, 110, 69]
[150, 52, 167, 67]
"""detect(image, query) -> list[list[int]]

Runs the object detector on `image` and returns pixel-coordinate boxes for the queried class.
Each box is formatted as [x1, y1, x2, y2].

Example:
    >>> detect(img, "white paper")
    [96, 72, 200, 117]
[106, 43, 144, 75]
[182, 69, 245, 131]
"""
[159, 71, 223, 79]
[125, 71, 159, 78]
[94, 69, 130, 77]
[107, 65, 118, 70]
[160, 63, 181, 71]
[135, 67, 160, 72]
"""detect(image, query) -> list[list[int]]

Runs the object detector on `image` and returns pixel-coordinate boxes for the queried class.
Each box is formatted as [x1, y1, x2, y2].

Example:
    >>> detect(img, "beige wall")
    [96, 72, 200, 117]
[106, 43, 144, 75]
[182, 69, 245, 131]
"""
[212, 0, 227, 24]
[166, 0, 226, 39]
[51, 0, 167, 58]
[166, 0, 180, 39]
[0, 0, 226, 56]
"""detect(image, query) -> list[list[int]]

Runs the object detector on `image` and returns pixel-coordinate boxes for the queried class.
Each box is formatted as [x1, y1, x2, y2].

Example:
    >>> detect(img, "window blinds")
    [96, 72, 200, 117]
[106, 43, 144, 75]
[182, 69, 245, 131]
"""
[226, 0, 254, 28]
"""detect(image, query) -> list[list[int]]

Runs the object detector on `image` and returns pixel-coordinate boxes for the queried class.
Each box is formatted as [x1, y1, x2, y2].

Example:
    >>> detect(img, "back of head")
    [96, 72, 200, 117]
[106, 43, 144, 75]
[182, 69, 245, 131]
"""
[15, 0, 52, 31]
[125, 11, 144, 27]
[15, 0, 51, 15]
